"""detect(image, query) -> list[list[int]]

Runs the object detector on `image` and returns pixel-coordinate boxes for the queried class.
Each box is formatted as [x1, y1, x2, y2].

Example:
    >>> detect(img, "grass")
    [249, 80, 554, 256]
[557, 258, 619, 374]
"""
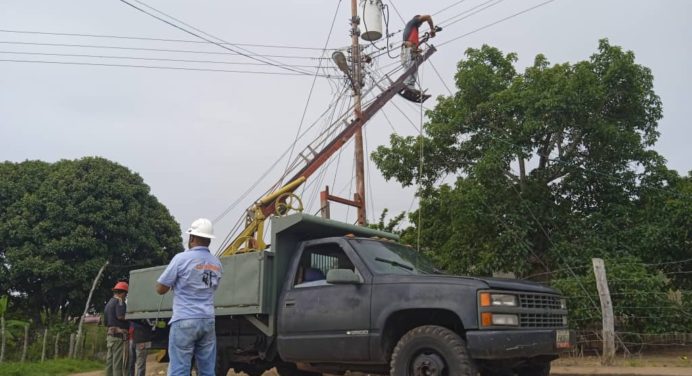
[0, 358, 104, 376]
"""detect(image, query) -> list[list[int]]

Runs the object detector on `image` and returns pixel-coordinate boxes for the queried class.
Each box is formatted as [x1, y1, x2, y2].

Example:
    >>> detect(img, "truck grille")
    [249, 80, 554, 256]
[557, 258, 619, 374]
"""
[519, 293, 562, 310]
[520, 313, 565, 328]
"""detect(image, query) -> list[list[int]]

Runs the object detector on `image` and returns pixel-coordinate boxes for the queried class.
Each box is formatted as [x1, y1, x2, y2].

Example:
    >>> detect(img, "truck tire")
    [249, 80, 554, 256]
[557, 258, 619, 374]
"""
[516, 362, 550, 376]
[390, 325, 476, 376]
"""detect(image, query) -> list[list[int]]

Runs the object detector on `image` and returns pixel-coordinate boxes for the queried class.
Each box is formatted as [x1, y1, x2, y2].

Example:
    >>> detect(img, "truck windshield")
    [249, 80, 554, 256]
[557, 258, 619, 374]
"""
[351, 239, 439, 275]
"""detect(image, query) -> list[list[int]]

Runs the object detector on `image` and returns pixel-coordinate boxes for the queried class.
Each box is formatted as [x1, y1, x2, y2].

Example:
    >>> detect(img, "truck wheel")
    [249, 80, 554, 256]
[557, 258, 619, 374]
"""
[390, 325, 476, 376]
[516, 362, 550, 376]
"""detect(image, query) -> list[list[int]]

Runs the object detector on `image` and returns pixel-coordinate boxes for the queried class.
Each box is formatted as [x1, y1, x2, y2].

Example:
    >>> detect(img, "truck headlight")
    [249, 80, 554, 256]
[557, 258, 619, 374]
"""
[480, 292, 517, 307]
[492, 314, 519, 326]
[481, 312, 519, 326]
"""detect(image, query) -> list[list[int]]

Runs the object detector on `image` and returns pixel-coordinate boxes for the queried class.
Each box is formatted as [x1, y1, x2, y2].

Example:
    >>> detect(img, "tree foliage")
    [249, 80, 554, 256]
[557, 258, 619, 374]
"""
[372, 40, 691, 332]
[0, 157, 182, 321]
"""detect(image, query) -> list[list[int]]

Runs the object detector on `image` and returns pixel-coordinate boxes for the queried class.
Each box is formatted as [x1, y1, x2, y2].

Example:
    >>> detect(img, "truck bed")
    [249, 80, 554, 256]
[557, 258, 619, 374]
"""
[126, 250, 274, 319]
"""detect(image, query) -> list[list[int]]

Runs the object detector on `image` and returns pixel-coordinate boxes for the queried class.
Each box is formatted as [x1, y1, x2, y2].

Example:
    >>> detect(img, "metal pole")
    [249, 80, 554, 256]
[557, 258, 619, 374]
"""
[351, 0, 366, 225]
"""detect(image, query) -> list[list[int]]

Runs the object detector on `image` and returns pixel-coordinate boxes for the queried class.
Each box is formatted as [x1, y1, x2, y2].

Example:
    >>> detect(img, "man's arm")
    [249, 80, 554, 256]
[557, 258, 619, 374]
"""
[115, 298, 127, 320]
[156, 255, 178, 295]
[156, 283, 170, 295]
[419, 15, 436, 37]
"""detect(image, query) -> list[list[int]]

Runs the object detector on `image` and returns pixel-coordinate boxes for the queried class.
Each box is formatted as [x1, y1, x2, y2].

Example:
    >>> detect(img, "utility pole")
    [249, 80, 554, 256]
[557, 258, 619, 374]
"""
[351, 0, 366, 226]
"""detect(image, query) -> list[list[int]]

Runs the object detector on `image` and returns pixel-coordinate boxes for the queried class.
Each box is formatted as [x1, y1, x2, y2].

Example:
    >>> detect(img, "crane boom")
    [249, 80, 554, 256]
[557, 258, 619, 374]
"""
[220, 46, 437, 256]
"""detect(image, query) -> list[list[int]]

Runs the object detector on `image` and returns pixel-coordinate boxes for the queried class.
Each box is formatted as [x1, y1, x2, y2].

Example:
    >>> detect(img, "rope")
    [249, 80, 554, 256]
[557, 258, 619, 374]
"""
[416, 60, 425, 252]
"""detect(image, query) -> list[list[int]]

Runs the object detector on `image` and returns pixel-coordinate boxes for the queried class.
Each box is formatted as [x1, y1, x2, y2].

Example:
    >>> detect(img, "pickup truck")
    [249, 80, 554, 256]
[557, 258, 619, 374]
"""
[127, 213, 572, 376]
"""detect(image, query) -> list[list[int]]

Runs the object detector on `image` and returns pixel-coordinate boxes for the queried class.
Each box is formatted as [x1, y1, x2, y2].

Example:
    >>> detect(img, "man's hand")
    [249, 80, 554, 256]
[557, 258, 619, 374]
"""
[156, 283, 170, 295]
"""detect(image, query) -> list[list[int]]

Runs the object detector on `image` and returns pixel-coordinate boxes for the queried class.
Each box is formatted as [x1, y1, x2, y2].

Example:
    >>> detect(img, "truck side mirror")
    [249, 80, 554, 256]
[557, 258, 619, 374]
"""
[326, 269, 361, 285]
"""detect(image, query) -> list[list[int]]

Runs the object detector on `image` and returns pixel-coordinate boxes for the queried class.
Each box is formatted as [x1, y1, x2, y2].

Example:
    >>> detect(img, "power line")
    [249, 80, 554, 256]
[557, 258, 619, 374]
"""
[429, 59, 453, 96]
[439, 0, 558, 47]
[0, 50, 334, 69]
[0, 29, 332, 51]
[118, 0, 314, 75]
[0, 58, 327, 76]
[0, 41, 327, 60]
[282, 0, 343, 185]
[433, 0, 471, 17]
[438, 0, 505, 28]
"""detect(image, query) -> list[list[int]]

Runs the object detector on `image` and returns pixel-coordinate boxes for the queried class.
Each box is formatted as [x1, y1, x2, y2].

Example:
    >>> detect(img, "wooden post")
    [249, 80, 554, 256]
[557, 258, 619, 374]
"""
[75, 261, 108, 358]
[0, 315, 5, 363]
[41, 328, 48, 362]
[320, 186, 331, 219]
[20, 324, 29, 362]
[592, 258, 615, 365]
[68, 333, 75, 358]
[54, 333, 60, 359]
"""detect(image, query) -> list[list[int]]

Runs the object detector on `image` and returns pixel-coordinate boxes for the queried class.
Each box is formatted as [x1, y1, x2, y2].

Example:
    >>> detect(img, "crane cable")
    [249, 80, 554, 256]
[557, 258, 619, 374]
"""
[416, 63, 425, 252]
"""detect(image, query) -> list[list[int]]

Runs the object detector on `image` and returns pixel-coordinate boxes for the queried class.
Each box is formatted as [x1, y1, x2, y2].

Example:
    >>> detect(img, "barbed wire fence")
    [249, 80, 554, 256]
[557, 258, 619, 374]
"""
[0, 323, 107, 363]
[525, 257, 692, 362]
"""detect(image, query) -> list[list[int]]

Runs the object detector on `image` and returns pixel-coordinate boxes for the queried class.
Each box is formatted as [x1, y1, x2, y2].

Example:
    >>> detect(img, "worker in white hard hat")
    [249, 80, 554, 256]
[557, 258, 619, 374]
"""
[156, 218, 223, 376]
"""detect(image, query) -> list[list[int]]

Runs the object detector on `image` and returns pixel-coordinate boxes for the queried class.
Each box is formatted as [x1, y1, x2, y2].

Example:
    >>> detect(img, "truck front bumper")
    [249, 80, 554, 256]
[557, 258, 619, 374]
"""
[466, 329, 575, 360]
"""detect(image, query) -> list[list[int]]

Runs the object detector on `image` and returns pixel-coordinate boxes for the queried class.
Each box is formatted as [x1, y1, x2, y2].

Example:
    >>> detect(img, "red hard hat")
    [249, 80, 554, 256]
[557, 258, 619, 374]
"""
[112, 281, 129, 292]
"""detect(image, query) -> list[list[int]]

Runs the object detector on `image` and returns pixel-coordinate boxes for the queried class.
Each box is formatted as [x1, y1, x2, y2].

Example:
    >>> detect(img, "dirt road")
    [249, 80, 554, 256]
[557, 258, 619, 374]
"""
[70, 352, 692, 376]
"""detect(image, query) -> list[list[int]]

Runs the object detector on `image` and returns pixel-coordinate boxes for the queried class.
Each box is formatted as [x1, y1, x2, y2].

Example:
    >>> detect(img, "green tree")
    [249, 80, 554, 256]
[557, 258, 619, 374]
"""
[0, 157, 183, 322]
[372, 39, 675, 277]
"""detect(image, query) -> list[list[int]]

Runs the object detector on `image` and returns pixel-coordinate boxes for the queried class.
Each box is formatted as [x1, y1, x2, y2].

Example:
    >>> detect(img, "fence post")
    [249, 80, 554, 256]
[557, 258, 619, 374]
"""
[0, 315, 5, 363]
[54, 333, 60, 359]
[68, 333, 76, 358]
[41, 328, 48, 362]
[21, 324, 29, 362]
[75, 261, 108, 358]
[592, 258, 615, 365]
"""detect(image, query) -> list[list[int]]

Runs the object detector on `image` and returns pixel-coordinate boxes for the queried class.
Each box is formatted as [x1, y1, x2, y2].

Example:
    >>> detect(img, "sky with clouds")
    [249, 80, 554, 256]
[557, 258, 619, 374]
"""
[1, 0, 690, 253]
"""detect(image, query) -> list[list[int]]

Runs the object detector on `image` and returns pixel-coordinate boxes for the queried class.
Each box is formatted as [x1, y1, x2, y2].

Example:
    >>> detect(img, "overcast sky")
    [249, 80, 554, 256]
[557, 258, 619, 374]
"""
[1, 0, 690, 253]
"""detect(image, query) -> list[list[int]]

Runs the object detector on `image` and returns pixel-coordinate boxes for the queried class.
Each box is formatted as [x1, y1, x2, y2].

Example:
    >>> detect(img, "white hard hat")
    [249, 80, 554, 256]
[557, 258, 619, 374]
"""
[187, 218, 215, 239]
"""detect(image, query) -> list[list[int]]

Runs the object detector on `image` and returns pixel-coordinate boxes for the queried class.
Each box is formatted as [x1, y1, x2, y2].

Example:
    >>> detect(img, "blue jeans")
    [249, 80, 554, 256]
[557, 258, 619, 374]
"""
[168, 318, 216, 376]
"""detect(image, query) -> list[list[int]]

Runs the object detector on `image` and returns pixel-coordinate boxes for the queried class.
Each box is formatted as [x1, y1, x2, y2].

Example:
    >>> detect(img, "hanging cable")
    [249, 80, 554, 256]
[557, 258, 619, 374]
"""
[211, 84, 350, 226]
[429, 59, 453, 96]
[0, 58, 327, 76]
[433, 0, 471, 16]
[0, 40, 328, 60]
[118, 0, 314, 75]
[0, 29, 333, 51]
[128, 0, 323, 72]
[439, 0, 558, 47]
[416, 62, 425, 252]
[0, 50, 336, 70]
[281, 0, 343, 185]
[438, 0, 504, 28]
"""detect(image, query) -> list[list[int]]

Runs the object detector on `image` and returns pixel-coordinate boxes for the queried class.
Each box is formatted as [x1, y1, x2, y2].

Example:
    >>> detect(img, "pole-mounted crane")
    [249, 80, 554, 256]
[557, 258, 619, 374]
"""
[219, 43, 437, 256]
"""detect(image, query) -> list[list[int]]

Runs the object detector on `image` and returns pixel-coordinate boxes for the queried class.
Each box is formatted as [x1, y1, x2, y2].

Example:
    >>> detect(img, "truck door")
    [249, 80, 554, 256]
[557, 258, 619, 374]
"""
[278, 239, 372, 361]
